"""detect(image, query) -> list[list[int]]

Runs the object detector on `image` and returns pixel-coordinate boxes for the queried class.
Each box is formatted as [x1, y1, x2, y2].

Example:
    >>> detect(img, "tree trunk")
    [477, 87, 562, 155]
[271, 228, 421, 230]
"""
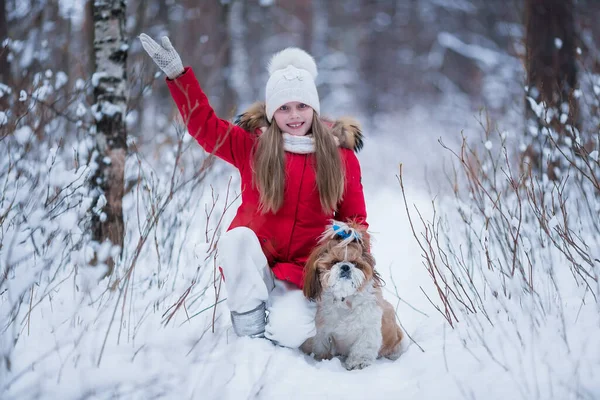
[523, 0, 578, 180]
[229, 0, 252, 107]
[310, 0, 327, 60]
[0, 0, 10, 86]
[90, 0, 128, 276]
[358, 0, 397, 126]
[0, 0, 9, 114]
[219, 1, 236, 117]
[84, 0, 96, 78]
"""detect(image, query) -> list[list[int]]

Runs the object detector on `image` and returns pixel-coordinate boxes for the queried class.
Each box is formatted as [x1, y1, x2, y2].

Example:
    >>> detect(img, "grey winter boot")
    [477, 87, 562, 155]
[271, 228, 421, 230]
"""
[230, 302, 267, 338]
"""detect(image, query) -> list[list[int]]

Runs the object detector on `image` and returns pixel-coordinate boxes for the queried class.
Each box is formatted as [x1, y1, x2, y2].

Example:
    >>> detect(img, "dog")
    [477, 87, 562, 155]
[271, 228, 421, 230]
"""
[301, 221, 404, 370]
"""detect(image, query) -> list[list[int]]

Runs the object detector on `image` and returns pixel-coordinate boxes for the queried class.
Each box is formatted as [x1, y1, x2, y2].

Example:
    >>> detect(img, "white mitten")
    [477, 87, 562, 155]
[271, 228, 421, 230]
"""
[265, 284, 317, 348]
[139, 33, 184, 79]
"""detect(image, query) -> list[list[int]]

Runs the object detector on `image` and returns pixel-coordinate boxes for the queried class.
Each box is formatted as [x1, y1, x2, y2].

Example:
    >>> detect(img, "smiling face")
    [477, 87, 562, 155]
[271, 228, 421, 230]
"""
[273, 101, 314, 136]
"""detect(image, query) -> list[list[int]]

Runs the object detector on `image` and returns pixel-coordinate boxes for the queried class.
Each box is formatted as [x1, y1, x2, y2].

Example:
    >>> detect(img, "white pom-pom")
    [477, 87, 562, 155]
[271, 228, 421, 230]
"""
[267, 47, 318, 79]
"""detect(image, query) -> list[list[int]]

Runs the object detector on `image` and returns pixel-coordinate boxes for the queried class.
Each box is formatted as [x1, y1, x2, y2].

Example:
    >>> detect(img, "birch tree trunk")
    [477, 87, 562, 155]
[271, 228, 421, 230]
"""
[90, 0, 128, 276]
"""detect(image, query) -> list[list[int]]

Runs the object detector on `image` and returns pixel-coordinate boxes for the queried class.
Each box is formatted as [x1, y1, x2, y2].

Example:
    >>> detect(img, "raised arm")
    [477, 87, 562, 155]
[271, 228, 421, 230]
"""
[139, 34, 254, 168]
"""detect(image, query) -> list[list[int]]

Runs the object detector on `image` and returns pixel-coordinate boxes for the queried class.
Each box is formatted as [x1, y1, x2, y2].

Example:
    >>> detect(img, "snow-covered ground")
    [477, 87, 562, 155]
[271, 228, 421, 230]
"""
[2, 108, 599, 400]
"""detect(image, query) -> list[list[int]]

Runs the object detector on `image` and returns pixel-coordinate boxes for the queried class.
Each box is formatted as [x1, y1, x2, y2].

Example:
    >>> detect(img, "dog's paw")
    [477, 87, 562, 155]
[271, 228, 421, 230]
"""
[385, 344, 403, 361]
[344, 356, 372, 370]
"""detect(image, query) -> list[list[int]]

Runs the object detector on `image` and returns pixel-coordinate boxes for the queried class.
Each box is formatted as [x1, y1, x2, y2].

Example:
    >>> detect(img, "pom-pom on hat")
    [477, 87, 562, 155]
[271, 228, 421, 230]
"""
[265, 47, 320, 122]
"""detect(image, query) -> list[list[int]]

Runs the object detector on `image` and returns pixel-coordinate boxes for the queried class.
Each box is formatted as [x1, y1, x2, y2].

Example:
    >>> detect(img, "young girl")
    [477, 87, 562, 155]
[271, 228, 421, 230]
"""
[140, 34, 369, 348]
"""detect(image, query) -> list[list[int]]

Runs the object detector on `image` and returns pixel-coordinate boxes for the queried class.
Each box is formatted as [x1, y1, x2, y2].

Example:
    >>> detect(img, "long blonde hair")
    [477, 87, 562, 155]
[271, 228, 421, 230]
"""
[252, 113, 345, 214]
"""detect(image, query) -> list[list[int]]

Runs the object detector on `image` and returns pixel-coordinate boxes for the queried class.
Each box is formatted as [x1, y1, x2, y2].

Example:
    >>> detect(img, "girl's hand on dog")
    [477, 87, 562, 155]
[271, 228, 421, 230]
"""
[265, 287, 317, 348]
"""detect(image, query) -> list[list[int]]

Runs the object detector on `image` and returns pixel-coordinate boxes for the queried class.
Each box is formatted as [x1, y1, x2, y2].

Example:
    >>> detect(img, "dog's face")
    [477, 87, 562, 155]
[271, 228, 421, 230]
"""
[315, 241, 375, 299]
[303, 221, 378, 301]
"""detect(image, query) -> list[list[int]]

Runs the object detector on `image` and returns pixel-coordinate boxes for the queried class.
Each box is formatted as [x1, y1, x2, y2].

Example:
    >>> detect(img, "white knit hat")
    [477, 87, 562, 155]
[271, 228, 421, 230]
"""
[265, 47, 320, 122]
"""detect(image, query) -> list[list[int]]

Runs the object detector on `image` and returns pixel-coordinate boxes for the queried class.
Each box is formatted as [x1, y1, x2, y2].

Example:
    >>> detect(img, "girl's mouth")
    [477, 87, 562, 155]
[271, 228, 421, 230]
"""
[287, 122, 304, 129]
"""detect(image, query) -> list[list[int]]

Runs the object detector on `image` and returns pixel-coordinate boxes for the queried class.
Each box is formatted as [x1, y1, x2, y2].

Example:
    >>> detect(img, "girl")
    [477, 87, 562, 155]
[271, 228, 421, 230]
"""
[140, 34, 369, 348]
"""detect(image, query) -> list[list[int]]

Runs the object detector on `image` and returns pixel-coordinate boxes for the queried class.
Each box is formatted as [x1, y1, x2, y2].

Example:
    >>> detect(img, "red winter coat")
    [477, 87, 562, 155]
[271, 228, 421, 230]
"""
[167, 67, 368, 288]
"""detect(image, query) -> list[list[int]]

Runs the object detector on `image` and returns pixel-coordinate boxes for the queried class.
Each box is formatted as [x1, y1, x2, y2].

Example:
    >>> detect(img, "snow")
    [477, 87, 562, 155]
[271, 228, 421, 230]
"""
[0, 82, 12, 97]
[75, 78, 86, 91]
[57, 210, 79, 231]
[437, 32, 501, 68]
[14, 125, 33, 144]
[554, 37, 563, 49]
[429, 0, 477, 13]
[91, 102, 124, 120]
[560, 113, 568, 124]
[76, 102, 87, 117]
[95, 194, 107, 210]
[92, 72, 109, 87]
[126, 110, 139, 126]
[526, 96, 545, 119]
[46, 146, 57, 167]
[548, 215, 559, 230]
[32, 82, 53, 101]
[58, 0, 86, 25]
[3, 125, 598, 400]
[521, 236, 531, 252]
[55, 71, 68, 90]
[2, 33, 600, 398]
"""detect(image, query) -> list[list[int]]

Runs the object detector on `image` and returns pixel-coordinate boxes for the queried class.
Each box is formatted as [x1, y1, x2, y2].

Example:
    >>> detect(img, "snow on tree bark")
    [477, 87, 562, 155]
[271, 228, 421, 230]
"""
[90, 0, 127, 276]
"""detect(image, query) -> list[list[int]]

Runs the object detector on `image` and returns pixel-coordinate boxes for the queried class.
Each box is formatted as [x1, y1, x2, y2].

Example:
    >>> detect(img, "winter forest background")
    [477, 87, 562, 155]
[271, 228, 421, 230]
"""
[1, 0, 600, 399]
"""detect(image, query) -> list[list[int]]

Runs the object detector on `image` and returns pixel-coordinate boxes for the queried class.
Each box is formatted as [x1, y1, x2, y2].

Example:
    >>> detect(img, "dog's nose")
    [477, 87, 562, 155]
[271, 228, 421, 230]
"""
[340, 264, 350, 272]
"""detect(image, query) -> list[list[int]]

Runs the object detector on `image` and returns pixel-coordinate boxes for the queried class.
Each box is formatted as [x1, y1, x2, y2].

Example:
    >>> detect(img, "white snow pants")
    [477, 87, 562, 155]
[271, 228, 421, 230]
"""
[217, 227, 317, 348]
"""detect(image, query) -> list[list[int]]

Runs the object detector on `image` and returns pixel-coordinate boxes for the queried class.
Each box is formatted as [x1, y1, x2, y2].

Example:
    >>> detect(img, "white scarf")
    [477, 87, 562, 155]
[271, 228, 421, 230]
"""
[282, 133, 315, 154]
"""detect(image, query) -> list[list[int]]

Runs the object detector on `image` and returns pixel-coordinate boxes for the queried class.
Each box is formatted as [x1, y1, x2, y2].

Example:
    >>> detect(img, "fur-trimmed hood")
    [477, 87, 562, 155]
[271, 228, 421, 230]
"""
[234, 102, 364, 152]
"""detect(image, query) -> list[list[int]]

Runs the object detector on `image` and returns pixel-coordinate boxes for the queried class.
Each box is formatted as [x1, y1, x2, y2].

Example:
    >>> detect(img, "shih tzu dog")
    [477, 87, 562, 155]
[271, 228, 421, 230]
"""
[301, 221, 404, 370]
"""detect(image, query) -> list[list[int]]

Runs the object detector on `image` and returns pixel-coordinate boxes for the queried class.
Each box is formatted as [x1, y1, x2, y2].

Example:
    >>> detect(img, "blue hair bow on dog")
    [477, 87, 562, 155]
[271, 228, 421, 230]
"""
[332, 222, 361, 241]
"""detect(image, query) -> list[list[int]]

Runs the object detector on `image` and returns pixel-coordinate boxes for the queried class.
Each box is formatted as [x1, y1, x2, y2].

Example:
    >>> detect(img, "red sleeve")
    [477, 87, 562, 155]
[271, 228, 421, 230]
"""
[166, 67, 254, 169]
[336, 149, 368, 230]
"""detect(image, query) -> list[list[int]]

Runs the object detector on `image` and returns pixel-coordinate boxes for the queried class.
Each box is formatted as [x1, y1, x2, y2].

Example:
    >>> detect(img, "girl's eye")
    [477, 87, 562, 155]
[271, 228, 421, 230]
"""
[298, 103, 307, 109]
[279, 105, 289, 111]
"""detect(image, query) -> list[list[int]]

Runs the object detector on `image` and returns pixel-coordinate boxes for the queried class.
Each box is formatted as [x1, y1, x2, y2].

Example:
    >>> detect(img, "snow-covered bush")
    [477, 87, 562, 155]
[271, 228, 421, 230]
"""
[0, 71, 235, 397]
[401, 104, 600, 397]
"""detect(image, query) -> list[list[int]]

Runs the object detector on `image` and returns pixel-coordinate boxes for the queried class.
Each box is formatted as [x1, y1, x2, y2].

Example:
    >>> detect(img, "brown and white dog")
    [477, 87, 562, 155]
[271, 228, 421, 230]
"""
[301, 221, 404, 370]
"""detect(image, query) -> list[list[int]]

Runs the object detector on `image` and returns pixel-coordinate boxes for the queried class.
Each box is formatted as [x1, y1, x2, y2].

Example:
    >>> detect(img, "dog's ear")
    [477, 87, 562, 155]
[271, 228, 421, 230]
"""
[360, 229, 371, 253]
[364, 251, 384, 287]
[303, 242, 327, 300]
